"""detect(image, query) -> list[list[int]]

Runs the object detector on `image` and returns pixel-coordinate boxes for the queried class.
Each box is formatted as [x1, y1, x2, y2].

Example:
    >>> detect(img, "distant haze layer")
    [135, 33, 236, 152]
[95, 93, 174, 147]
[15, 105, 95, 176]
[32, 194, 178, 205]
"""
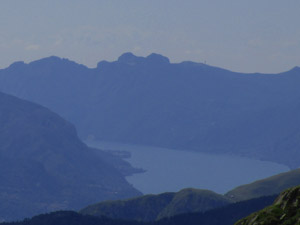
[0, 1, 299, 73]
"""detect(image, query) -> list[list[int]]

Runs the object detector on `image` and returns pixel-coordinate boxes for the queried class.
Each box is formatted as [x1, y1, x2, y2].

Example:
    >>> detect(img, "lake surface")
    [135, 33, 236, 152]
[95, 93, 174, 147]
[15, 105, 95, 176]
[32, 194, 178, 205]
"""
[87, 141, 289, 195]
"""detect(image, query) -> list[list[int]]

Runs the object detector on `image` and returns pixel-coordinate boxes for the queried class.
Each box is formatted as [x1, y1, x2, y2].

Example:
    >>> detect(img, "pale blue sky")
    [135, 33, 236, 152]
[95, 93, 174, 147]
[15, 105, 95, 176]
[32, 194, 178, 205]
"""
[0, 0, 299, 73]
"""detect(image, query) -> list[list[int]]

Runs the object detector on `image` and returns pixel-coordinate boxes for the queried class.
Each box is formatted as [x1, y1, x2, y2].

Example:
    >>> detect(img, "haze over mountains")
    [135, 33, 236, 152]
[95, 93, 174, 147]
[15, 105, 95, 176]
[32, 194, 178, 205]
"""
[0, 53, 299, 168]
[0, 91, 141, 221]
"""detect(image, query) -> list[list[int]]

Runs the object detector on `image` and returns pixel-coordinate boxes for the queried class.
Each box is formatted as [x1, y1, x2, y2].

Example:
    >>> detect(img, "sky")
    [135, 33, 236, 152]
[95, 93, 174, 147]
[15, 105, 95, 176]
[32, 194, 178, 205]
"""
[0, 0, 299, 73]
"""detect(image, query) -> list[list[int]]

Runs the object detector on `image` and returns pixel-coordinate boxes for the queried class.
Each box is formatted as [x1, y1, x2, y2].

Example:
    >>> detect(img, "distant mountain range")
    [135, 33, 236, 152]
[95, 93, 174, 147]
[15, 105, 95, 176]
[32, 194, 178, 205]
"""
[0, 53, 299, 168]
[0, 91, 141, 221]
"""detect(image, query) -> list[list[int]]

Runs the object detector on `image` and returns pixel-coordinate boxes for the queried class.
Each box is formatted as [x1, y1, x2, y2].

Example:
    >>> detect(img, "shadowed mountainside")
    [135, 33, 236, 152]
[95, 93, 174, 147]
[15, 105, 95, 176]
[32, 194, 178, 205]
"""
[0, 54, 300, 168]
[0, 195, 276, 225]
[80, 188, 232, 221]
[0, 92, 141, 221]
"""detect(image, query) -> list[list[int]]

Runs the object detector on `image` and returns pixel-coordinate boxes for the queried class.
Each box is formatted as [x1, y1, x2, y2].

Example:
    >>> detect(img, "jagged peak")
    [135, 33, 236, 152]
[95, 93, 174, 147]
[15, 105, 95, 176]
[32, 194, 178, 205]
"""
[116, 52, 170, 66]
[117, 52, 144, 65]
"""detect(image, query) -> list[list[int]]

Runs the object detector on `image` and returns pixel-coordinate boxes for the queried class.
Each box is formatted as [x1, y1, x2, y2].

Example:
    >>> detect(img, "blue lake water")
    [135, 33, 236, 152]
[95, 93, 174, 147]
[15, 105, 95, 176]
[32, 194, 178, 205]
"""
[87, 141, 289, 195]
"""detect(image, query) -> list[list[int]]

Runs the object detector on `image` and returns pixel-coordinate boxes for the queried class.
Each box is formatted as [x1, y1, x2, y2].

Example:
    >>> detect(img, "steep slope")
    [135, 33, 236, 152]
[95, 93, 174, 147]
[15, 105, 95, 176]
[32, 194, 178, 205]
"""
[235, 185, 300, 225]
[0, 54, 300, 168]
[80, 188, 232, 221]
[0, 92, 141, 221]
[225, 169, 300, 201]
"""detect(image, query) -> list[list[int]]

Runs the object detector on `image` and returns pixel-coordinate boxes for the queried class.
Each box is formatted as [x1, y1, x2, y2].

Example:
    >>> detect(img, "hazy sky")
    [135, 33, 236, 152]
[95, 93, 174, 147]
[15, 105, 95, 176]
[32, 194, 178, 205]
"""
[0, 0, 299, 73]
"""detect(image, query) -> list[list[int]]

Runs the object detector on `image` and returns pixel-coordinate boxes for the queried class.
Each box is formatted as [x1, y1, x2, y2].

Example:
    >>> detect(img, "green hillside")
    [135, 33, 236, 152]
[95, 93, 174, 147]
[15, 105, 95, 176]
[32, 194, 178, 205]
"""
[80, 188, 232, 221]
[225, 169, 300, 201]
[235, 185, 300, 225]
[1, 195, 276, 225]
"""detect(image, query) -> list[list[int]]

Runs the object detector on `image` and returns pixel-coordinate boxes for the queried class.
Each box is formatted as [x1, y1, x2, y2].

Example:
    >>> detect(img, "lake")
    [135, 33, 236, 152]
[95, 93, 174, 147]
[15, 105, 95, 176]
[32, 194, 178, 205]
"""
[86, 141, 289, 194]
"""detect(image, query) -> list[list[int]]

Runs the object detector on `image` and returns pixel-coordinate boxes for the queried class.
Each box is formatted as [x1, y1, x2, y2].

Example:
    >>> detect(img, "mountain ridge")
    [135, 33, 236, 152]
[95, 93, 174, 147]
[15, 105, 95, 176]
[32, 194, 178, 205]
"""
[80, 188, 232, 221]
[1, 53, 300, 168]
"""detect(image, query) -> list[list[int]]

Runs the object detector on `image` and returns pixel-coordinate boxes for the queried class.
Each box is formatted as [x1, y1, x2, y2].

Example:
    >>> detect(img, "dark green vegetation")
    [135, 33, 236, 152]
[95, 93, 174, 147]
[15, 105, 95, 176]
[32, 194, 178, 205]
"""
[80, 188, 232, 221]
[0, 53, 300, 168]
[0, 92, 141, 221]
[226, 169, 300, 201]
[0, 211, 142, 225]
[235, 186, 300, 225]
[156, 195, 277, 225]
[82, 168, 300, 222]
[0, 195, 276, 225]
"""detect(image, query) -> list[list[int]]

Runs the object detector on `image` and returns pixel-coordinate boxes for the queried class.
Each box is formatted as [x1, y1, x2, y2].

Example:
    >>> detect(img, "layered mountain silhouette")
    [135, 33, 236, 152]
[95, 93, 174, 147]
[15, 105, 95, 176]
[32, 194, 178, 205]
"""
[80, 188, 232, 221]
[1, 195, 277, 225]
[0, 92, 141, 221]
[0, 54, 300, 168]
[81, 168, 300, 222]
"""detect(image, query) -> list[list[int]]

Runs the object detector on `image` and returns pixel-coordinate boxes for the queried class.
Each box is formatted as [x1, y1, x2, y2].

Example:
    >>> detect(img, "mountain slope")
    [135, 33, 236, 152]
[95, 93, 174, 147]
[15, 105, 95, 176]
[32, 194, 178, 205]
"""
[1, 195, 276, 225]
[0, 54, 300, 168]
[80, 188, 232, 221]
[235, 185, 300, 225]
[225, 168, 300, 202]
[0, 92, 141, 221]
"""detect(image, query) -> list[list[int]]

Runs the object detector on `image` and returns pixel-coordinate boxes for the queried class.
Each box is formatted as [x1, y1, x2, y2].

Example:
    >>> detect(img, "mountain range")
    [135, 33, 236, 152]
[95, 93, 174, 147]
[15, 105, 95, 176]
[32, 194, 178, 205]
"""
[80, 188, 232, 221]
[79, 168, 300, 222]
[0, 195, 277, 225]
[0, 91, 141, 221]
[0, 53, 299, 168]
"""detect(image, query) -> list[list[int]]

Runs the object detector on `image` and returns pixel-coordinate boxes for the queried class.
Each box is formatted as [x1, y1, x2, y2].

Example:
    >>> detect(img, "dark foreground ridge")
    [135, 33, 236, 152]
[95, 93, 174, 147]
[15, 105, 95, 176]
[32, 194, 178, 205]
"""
[81, 168, 300, 222]
[80, 188, 232, 221]
[235, 185, 300, 225]
[0, 53, 300, 168]
[0, 195, 276, 225]
[0, 92, 141, 221]
[225, 168, 300, 201]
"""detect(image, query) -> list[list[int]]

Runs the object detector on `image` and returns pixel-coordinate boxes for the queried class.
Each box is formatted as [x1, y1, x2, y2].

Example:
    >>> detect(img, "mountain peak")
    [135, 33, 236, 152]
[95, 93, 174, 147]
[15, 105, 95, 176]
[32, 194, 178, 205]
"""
[291, 66, 300, 71]
[117, 52, 170, 66]
[117, 52, 143, 65]
[29, 56, 65, 66]
[146, 53, 170, 64]
[7, 61, 26, 70]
